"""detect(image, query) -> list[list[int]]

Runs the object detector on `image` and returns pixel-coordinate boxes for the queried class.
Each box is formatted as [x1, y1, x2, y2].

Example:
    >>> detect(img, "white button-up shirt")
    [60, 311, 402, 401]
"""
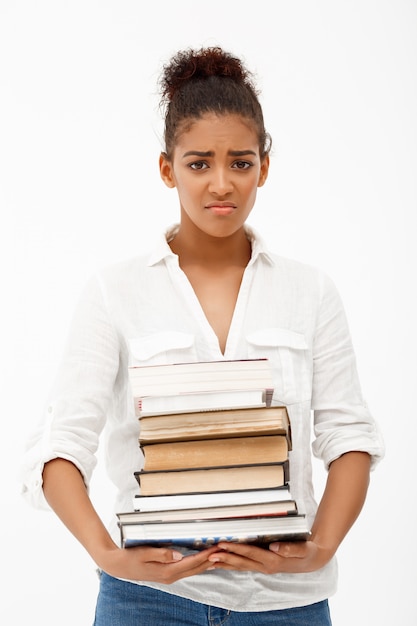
[21, 225, 384, 611]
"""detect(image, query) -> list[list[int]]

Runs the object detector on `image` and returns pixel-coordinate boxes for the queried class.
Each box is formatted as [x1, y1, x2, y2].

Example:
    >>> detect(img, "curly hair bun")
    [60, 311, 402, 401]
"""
[160, 46, 255, 104]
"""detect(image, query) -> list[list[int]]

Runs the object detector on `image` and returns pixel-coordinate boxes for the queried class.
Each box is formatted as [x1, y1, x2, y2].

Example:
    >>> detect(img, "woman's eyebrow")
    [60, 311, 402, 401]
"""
[182, 150, 214, 158]
[229, 149, 257, 157]
[182, 149, 257, 158]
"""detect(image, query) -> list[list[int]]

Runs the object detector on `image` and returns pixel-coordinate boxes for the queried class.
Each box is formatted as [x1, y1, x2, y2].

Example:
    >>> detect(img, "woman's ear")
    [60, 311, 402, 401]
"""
[159, 152, 176, 188]
[257, 155, 270, 188]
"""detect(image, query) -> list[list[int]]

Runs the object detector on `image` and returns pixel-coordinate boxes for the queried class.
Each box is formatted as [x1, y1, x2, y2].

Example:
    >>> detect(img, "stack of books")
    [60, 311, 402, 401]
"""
[117, 359, 310, 550]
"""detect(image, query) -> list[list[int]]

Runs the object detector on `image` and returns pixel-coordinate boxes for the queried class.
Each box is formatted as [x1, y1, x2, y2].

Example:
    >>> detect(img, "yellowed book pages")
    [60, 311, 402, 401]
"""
[139, 406, 291, 447]
[142, 435, 288, 471]
[137, 462, 288, 496]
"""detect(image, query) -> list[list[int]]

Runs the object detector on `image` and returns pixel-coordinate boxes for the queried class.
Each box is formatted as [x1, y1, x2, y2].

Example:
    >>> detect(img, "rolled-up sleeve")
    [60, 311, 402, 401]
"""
[20, 274, 120, 509]
[311, 272, 385, 469]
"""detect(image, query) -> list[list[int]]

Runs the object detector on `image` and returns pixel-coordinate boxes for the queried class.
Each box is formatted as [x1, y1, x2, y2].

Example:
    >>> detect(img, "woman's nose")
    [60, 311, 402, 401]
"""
[208, 167, 233, 195]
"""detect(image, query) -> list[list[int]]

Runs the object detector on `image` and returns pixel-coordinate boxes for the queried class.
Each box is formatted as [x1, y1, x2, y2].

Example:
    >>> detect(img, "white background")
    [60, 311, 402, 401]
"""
[1, 1, 416, 624]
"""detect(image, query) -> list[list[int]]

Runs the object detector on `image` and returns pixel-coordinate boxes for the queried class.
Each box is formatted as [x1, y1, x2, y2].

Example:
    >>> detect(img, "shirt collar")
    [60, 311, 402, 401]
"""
[146, 223, 275, 267]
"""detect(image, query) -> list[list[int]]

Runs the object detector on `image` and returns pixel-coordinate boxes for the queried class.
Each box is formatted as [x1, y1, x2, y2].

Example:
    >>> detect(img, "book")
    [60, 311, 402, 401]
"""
[118, 514, 310, 550]
[119, 499, 299, 524]
[133, 486, 294, 512]
[129, 358, 273, 392]
[135, 461, 289, 496]
[141, 435, 289, 471]
[138, 405, 291, 447]
[136, 388, 271, 417]
[129, 359, 274, 417]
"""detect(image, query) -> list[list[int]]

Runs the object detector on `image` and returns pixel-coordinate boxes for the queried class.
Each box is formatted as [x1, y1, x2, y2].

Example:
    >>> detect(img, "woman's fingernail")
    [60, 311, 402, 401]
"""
[269, 543, 280, 553]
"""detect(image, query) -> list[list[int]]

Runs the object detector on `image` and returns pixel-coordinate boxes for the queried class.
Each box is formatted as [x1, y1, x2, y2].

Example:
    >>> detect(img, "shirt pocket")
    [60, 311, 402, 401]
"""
[128, 331, 197, 366]
[246, 328, 311, 405]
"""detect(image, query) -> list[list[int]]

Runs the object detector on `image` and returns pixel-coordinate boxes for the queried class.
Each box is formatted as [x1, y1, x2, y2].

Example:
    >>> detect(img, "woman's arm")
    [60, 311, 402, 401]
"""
[307, 450, 371, 561]
[207, 451, 371, 573]
[42, 458, 219, 583]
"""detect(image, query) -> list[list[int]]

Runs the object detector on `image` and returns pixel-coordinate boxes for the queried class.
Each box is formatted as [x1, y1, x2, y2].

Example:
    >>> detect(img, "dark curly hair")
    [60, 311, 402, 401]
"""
[159, 46, 271, 159]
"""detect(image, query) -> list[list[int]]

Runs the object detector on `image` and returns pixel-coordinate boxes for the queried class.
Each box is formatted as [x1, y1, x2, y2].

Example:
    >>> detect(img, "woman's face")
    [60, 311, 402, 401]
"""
[159, 113, 269, 239]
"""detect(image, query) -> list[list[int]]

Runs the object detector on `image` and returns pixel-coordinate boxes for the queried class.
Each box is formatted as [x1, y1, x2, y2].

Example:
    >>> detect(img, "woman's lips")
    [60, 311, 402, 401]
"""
[205, 202, 236, 216]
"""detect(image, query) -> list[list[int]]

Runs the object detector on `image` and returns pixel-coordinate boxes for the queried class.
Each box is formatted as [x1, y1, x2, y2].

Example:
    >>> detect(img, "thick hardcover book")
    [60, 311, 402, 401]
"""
[133, 486, 293, 512]
[138, 406, 291, 447]
[134, 461, 290, 496]
[141, 435, 289, 471]
[118, 514, 310, 550]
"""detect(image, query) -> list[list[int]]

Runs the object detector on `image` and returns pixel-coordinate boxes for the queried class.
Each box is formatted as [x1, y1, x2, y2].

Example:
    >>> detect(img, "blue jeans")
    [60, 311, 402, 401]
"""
[93, 572, 332, 625]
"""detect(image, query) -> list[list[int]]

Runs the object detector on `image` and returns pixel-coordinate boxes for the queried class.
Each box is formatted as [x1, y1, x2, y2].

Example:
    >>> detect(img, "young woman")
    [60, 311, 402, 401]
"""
[22, 46, 384, 625]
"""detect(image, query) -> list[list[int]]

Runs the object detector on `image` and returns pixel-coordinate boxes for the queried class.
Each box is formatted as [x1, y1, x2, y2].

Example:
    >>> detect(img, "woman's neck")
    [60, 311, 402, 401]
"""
[169, 224, 251, 269]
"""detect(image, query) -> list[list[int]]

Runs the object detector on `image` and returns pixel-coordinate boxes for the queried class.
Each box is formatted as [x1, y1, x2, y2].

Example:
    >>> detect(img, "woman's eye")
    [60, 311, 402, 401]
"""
[189, 161, 208, 170]
[233, 160, 252, 170]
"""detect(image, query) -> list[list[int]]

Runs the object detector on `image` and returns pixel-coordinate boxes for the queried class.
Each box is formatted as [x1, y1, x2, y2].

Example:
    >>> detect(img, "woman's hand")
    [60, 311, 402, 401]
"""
[96, 544, 220, 584]
[207, 539, 332, 574]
